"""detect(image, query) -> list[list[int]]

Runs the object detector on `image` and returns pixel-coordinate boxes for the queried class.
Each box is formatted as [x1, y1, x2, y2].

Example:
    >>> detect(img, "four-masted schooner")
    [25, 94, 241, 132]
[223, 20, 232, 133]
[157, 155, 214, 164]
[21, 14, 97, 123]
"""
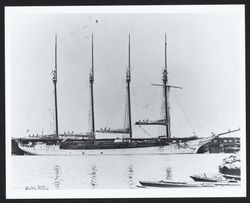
[18, 34, 240, 155]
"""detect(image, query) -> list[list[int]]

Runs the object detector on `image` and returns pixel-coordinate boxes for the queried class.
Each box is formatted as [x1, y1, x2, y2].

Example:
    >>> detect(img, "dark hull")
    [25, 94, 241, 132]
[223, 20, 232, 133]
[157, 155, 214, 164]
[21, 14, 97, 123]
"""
[223, 174, 241, 181]
[59, 138, 167, 150]
[139, 181, 213, 188]
[190, 176, 219, 182]
[16, 136, 208, 154]
[219, 166, 241, 176]
[15, 136, 201, 151]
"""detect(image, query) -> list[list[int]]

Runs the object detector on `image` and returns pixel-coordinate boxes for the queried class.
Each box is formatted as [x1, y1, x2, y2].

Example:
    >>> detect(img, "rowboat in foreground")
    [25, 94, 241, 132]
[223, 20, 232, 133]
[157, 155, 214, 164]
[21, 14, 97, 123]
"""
[190, 173, 223, 182]
[139, 179, 240, 188]
[190, 173, 241, 182]
[222, 174, 241, 181]
[139, 180, 214, 188]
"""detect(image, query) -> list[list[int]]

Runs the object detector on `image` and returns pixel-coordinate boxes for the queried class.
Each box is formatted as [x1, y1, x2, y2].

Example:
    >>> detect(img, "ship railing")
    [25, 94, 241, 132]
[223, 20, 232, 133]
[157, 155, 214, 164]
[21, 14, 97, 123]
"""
[96, 128, 131, 134]
[135, 119, 167, 125]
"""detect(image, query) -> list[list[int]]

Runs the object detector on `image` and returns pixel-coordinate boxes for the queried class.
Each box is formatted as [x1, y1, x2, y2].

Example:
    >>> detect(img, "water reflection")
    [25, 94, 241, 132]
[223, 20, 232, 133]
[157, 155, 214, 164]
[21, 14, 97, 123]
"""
[89, 164, 97, 189]
[165, 167, 173, 180]
[127, 164, 135, 188]
[12, 154, 228, 190]
[53, 165, 62, 189]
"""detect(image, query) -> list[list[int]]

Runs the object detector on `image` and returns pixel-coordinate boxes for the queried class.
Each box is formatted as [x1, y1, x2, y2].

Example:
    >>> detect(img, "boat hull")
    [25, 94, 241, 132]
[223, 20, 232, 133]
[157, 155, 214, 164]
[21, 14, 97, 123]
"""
[17, 135, 216, 155]
[223, 174, 241, 181]
[139, 180, 240, 188]
[190, 175, 221, 182]
[18, 143, 198, 155]
[139, 181, 214, 188]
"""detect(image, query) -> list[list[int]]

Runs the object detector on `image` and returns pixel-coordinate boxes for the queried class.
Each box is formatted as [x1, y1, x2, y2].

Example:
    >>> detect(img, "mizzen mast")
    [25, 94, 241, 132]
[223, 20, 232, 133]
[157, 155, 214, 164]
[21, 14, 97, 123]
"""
[52, 34, 59, 137]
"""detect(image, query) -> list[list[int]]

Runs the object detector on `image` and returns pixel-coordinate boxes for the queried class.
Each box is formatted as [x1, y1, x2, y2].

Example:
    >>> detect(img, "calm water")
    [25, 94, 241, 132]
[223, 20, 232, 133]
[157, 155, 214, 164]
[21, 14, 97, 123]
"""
[12, 154, 231, 190]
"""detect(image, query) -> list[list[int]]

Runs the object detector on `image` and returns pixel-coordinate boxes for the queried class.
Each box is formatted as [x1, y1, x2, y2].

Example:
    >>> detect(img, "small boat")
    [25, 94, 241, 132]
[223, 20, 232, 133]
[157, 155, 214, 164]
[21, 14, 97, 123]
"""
[223, 174, 241, 181]
[190, 173, 223, 182]
[139, 180, 214, 188]
[190, 173, 241, 186]
[139, 179, 240, 188]
[219, 153, 241, 176]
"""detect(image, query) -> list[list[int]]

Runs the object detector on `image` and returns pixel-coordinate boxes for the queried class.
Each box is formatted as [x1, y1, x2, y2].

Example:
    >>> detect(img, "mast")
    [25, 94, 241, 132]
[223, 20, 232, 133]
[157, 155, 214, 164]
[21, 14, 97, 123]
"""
[126, 33, 132, 141]
[163, 33, 171, 139]
[96, 35, 132, 137]
[135, 34, 181, 138]
[53, 34, 59, 137]
[89, 33, 95, 139]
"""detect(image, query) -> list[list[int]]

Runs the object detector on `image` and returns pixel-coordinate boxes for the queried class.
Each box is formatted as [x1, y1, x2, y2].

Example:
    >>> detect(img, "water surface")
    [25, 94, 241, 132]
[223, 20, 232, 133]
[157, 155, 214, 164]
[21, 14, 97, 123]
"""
[12, 154, 231, 190]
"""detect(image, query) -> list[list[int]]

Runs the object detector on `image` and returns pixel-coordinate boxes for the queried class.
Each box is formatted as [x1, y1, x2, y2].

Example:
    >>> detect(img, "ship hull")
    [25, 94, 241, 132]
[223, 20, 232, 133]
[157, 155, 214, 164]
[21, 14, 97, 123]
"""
[17, 135, 217, 155]
[18, 142, 199, 155]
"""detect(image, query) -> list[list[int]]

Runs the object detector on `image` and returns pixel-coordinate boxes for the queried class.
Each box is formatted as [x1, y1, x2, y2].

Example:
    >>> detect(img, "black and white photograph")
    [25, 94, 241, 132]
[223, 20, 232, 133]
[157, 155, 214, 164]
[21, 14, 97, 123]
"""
[5, 5, 245, 198]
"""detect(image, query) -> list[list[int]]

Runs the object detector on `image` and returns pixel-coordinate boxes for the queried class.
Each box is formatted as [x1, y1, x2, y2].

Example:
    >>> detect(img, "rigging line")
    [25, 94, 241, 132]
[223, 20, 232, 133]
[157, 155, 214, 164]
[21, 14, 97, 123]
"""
[137, 125, 154, 138]
[106, 79, 126, 126]
[135, 89, 160, 119]
[172, 93, 196, 134]
[49, 90, 56, 134]
[124, 90, 128, 129]
[88, 87, 93, 132]
[149, 87, 161, 118]
[49, 101, 56, 135]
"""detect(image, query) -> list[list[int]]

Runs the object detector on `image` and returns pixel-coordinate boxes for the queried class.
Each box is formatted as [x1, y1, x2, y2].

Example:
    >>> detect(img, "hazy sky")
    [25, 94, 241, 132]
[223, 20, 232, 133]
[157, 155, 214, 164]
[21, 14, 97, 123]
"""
[6, 6, 244, 138]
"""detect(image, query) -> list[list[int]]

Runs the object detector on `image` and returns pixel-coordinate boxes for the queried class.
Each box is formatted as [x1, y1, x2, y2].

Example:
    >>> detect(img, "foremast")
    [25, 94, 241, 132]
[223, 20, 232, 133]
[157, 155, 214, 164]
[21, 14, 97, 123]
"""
[52, 35, 59, 137]
[126, 34, 132, 141]
[89, 33, 95, 139]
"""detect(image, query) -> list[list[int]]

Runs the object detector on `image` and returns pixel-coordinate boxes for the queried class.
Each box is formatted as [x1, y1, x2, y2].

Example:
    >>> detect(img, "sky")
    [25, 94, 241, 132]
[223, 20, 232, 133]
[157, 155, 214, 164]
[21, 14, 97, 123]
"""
[5, 6, 244, 139]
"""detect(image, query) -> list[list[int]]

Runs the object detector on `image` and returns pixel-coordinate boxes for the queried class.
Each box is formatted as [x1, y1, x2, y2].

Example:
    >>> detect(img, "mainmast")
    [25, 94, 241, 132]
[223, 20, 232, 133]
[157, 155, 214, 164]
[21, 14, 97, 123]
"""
[163, 33, 171, 139]
[89, 33, 95, 139]
[52, 34, 59, 137]
[126, 33, 132, 141]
